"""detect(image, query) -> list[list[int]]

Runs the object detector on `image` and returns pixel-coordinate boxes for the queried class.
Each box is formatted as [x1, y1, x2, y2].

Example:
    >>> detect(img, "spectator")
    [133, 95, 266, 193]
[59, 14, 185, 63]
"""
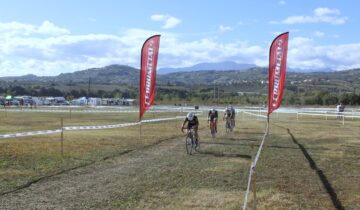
[339, 103, 345, 113]
[336, 103, 340, 119]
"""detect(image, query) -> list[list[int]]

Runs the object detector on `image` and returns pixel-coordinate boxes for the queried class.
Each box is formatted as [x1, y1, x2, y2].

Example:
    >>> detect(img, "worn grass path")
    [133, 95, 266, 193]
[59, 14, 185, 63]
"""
[0, 114, 359, 209]
[0, 125, 255, 210]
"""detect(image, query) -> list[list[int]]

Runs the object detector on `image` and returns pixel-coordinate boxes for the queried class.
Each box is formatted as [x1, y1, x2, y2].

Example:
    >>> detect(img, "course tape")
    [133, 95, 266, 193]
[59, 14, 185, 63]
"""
[0, 109, 200, 114]
[298, 112, 360, 118]
[0, 116, 184, 139]
[242, 122, 269, 210]
[242, 111, 268, 119]
[0, 129, 63, 139]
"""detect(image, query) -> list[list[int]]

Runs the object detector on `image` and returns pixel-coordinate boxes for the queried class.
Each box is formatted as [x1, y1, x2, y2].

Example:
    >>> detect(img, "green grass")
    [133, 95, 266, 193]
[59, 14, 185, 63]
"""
[0, 110, 183, 194]
[0, 109, 359, 209]
[0, 108, 181, 134]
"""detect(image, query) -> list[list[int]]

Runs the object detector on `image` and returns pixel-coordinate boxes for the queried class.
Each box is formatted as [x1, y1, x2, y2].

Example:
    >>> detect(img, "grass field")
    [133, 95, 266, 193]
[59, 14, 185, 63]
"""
[0, 108, 359, 209]
[0, 110, 182, 193]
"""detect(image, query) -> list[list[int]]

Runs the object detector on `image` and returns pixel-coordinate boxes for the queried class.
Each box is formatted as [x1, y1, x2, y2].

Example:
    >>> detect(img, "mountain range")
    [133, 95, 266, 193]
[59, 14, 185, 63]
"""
[158, 61, 257, 74]
[0, 63, 359, 97]
[160, 61, 336, 74]
[0, 62, 360, 88]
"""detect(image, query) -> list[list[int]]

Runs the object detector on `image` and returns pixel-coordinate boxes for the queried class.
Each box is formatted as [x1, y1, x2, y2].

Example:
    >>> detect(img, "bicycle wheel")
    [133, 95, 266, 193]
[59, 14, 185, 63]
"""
[210, 122, 216, 138]
[185, 134, 193, 155]
[211, 126, 216, 138]
[195, 139, 200, 151]
[230, 119, 234, 131]
[225, 120, 230, 133]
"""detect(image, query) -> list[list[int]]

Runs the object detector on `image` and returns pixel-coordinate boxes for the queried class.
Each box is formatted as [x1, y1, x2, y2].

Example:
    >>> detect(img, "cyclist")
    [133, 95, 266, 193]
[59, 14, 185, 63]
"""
[181, 112, 199, 144]
[208, 108, 218, 133]
[230, 106, 236, 129]
[223, 106, 234, 130]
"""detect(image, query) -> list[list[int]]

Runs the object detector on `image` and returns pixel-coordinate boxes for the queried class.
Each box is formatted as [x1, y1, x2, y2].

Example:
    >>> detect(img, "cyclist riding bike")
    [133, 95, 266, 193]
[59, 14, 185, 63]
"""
[181, 112, 199, 144]
[208, 108, 218, 133]
[230, 106, 236, 128]
[223, 107, 235, 131]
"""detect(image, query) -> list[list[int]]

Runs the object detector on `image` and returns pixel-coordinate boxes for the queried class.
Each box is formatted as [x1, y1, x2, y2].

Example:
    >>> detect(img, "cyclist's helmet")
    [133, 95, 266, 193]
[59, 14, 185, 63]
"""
[186, 112, 195, 121]
[210, 108, 216, 113]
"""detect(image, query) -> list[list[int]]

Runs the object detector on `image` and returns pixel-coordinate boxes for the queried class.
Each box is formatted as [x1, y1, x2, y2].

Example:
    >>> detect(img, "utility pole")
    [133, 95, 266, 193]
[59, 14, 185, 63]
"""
[87, 76, 91, 105]
[213, 83, 216, 101]
[217, 86, 220, 105]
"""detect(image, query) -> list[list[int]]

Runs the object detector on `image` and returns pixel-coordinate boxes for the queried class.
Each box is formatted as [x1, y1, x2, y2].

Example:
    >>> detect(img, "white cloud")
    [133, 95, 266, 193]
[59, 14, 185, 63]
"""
[0, 22, 268, 76]
[37, 21, 70, 35]
[313, 31, 325, 37]
[151, 14, 181, 29]
[1, 20, 360, 76]
[0, 21, 69, 37]
[278, 1, 286, 5]
[314, 8, 339, 16]
[0, 22, 36, 36]
[277, 7, 348, 25]
[288, 36, 360, 70]
[218, 25, 233, 33]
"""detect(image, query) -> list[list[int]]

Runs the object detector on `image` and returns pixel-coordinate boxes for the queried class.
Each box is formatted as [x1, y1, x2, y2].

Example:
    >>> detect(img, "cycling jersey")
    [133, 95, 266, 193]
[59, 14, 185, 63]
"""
[230, 107, 236, 119]
[208, 110, 218, 121]
[184, 116, 199, 129]
[225, 109, 232, 118]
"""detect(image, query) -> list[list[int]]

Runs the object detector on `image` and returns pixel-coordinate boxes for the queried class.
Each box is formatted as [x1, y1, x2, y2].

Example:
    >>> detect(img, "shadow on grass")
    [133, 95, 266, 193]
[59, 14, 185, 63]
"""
[197, 149, 251, 159]
[287, 128, 345, 210]
[202, 142, 251, 146]
[202, 142, 331, 152]
[226, 137, 259, 142]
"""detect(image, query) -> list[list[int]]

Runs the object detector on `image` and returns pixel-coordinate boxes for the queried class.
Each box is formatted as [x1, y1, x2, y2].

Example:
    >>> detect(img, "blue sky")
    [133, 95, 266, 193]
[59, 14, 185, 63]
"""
[0, 0, 359, 76]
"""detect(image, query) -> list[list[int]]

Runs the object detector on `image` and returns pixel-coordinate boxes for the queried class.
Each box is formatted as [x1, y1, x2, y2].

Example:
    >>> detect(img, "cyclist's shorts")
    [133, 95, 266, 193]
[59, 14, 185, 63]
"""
[187, 125, 197, 130]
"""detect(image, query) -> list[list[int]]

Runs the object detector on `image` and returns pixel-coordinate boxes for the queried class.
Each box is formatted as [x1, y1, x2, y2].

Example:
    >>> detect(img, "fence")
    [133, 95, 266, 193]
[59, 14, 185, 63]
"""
[0, 109, 187, 195]
[240, 111, 269, 210]
[297, 111, 360, 125]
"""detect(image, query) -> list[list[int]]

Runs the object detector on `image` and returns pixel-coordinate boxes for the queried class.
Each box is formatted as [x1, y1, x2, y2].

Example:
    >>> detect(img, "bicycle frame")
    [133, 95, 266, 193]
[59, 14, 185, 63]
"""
[225, 117, 232, 132]
[184, 128, 198, 155]
[209, 119, 217, 138]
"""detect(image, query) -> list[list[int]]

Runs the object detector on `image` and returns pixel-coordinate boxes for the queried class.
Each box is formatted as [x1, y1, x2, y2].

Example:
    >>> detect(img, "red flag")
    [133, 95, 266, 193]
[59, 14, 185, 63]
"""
[139, 35, 161, 119]
[268, 32, 289, 116]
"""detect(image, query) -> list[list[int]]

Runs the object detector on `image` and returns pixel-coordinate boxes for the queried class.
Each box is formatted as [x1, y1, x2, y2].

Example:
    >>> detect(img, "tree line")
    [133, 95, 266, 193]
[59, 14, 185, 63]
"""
[1, 85, 360, 106]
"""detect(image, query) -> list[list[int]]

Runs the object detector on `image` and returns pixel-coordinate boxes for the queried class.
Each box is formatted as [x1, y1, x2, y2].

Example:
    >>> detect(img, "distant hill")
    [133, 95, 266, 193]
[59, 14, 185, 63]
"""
[1, 64, 359, 93]
[287, 67, 334, 73]
[55, 65, 139, 84]
[158, 61, 257, 74]
[158, 67, 268, 85]
[0, 65, 140, 85]
[158, 61, 334, 74]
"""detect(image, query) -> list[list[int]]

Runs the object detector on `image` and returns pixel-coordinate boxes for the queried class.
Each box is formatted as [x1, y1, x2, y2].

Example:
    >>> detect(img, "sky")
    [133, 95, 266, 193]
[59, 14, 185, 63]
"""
[0, 0, 359, 76]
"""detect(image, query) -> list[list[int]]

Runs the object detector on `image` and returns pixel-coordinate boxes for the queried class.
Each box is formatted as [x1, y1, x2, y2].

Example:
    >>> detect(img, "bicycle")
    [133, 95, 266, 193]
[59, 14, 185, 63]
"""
[184, 128, 199, 155]
[209, 119, 217, 138]
[225, 117, 232, 132]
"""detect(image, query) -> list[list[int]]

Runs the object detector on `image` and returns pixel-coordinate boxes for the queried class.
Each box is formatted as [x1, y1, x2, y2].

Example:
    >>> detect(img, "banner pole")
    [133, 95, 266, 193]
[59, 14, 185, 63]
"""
[139, 119, 142, 141]
[61, 118, 64, 158]
[267, 114, 270, 135]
